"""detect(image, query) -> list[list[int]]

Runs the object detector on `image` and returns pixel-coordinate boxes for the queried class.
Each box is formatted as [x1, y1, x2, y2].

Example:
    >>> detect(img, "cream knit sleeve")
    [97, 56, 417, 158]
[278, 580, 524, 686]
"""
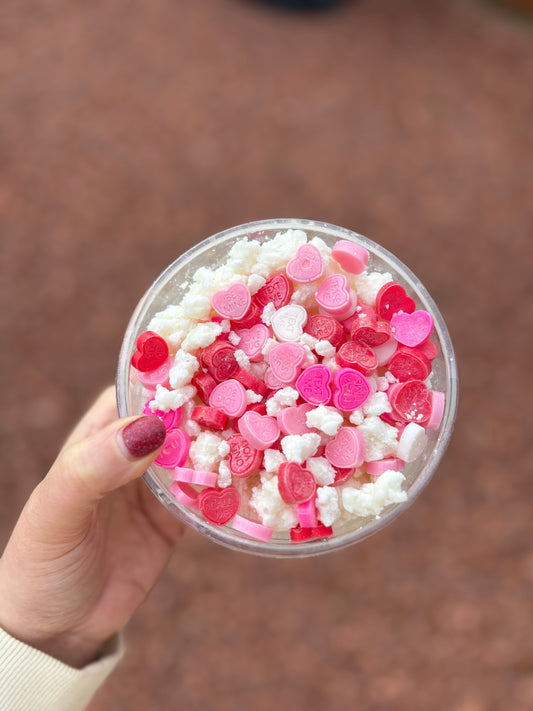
[0, 626, 123, 711]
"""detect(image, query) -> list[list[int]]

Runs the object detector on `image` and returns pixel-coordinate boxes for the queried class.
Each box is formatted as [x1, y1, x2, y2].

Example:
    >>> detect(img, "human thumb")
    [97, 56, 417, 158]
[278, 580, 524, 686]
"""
[26, 415, 166, 543]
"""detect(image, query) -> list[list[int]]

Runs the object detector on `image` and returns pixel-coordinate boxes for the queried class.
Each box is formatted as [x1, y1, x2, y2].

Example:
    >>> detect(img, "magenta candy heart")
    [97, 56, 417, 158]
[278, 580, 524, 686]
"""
[332, 368, 371, 410]
[315, 274, 351, 315]
[154, 429, 190, 469]
[237, 411, 280, 450]
[325, 427, 365, 469]
[209, 379, 247, 417]
[296, 364, 332, 405]
[269, 342, 306, 384]
[390, 310, 434, 348]
[277, 403, 315, 435]
[236, 324, 270, 361]
[286, 243, 324, 283]
[331, 240, 369, 274]
[211, 283, 251, 320]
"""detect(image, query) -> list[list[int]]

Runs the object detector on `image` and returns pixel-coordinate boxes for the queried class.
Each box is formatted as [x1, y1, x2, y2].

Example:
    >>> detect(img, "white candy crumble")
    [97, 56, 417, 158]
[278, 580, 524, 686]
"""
[341, 470, 407, 518]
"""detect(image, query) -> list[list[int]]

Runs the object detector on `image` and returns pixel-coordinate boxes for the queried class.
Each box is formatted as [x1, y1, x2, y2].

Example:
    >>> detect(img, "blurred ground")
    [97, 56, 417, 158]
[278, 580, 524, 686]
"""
[1, 0, 533, 709]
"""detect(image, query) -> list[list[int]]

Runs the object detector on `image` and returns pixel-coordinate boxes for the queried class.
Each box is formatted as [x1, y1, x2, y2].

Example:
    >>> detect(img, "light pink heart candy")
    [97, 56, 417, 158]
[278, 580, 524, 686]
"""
[269, 342, 306, 384]
[209, 379, 247, 417]
[390, 310, 434, 348]
[315, 274, 352, 315]
[296, 364, 332, 405]
[286, 243, 324, 283]
[277, 403, 315, 435]
[211, 282, 251, 320]
[331, 240, 369, 275]
[238, 411, 280, 450]
[325, 426, 365, 469]
[236, 324, 271, 361]
[332, 368, 371, 410]
[264, 367, 284, 390]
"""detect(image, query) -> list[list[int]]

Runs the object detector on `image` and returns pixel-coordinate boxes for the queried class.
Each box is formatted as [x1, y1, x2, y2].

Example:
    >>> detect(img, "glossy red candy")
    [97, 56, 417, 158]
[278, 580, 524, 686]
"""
[375, 282, 416, 321]
[227, 433, 263, 477]
[290, 525, 314, 543]
[200, 341, 239, 382]
[304, 314, 344, 349]
[231, 300, 262, 329]
[388, 380, 432, 425]
[198, 486, 240, 525]
[388, 347, 431, 382]
[246, 402, 267, 415]
[311, 523, 333, 539]
[192, 372, 217, 404]
[331, 467, 354, 486]
[191, 405, 228, 430]
[255, 273, 293, 309]
[278, 462, 316, 505]
[351, 315, 391, 347]
[131, 331, 169, 372]
[336, 341, 378, 376]
[416, 338, 438, 361]
[233, 367, 268, 396]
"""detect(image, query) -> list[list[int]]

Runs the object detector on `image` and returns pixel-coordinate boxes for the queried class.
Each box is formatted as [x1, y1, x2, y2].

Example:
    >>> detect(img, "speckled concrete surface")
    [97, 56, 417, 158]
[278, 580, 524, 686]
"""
[1, 1, 533, 709]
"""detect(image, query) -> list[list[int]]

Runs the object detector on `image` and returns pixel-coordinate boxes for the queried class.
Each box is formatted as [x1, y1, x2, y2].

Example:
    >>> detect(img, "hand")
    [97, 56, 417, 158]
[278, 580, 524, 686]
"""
[0, 386, 184, 668]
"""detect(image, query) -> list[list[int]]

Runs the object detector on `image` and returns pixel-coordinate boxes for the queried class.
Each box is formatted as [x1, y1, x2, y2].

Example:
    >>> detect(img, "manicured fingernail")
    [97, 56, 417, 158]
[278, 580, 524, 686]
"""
[119, 416, 166, 459]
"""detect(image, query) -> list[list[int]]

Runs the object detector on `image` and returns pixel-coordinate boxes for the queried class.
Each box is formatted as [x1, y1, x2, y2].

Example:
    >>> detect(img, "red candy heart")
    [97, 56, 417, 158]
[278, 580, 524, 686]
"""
[388, 347, 431, 382]
[336, 341, 378, 376]
[200, 341, 239, 382]
[351, 314, 391, 347]
[255, 273, 293, 308]
[227, 434, 263, 477]
[231, 301, 263, 329]
[131, 331, 169, 372]
[278, 462, 317, 504]
[191, 405, 228, 430]
[388, 380, 432, 424]
[375, 282, 416, 321]
[198, 486, 241, 525]
[304, 314, 345, 349]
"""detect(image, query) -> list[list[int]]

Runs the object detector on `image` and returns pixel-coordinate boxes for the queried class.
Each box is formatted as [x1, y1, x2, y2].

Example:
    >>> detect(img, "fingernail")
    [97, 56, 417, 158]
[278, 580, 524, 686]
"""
[119, 416, 166, 459]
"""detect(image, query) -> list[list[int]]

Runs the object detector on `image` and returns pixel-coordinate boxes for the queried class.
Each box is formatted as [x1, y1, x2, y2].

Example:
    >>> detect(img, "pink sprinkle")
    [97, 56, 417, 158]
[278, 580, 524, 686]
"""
[231, 514, 273, 542]
[297, 498, 318, 528]
[170, 481, 200, 509]
[173, 467, 218, 487]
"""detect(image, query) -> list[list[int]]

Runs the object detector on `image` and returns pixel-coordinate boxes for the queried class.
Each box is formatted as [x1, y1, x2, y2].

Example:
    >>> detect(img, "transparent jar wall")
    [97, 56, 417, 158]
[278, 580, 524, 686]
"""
[117, 219, 458, 558]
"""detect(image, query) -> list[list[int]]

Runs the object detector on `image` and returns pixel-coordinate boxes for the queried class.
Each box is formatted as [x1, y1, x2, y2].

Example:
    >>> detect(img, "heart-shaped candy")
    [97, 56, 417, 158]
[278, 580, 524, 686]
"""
[154, 429, 190, 469]
[236, 324, 271, 361]
[388, 347, 431, 382]
[136, 356, 172, 390]
[325, 426, 365, 469]
[286, 243, 324, 283]
[390, 310, 434, 348]
[387, 380, 432, 424]
[231, 300, 262, 329]
[304, 314, 345, 349]
[264, 367, 284, 390]
[198, 486, 241, 525]
[336, 341, 378, 376]
[278, 462, 317, 504]
[269, 342, 306, 384]
[255, 273, 293, 308]
[331, 240, 369, 274]
[277, 403, 315, 435]
[296, 364, 332, 405]
[270, 304, 307, 342]
[131, 331, 169, 372]
[375, 282, 416, 321]
[201, 341, 238, 382]
[315, 274, 352, 315]
[227, 433, 263, 477]
[237, 411, 280, 450]
[209, 379, 247, 417]
[143, 399, 182, 430]
[332, 368, 371, 410]
[211, 283, 251, 320]
[351, 312, 391, 347]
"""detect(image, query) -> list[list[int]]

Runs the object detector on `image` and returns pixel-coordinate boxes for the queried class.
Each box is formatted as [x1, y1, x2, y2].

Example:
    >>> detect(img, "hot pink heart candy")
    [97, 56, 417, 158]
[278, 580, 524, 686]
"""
[209, 379, 247, 417]
[269, 342, 306, 384]
[211, 282, 251, 320]
[237, 411, 280, 450]
[154, 429, 191, 469]
[325, 426, 365, 469]
[286, 243, 324, 283]
[296, 364, 332, 405]
[390, 310, 434, 348]
[236, 323, 271, 361]
[315, 274, 352, 315]
[277, 403, 315, 435]
[331, 240, 369, 274]
[332, 368, 371, 410]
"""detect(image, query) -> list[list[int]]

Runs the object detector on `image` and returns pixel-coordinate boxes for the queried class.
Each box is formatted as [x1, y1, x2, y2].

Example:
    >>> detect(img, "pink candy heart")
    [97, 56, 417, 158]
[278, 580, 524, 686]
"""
[331, 240, 369, 274]
[315, 274, 352, 316]
[209, 379, 247, 417]
[269, 343, 306, 384]
[332, 368, 371, 410]
[264, 367, 284, 390]
[390, 310, 434, 348]
[286, 243, 324, 283]
[296, 364, 332, 405]
[325, 427, 365, 469]
[211, 283, 251, 320]
[238, 411, 280, 450]
[154, 429, 191, 469]
[277, 403, 315, 435]
[236, 324, 271, 361]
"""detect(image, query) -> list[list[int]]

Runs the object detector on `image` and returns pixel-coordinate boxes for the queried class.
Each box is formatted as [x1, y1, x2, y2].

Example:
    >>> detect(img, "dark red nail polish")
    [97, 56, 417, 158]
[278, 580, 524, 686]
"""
[120, 416, 166, 459]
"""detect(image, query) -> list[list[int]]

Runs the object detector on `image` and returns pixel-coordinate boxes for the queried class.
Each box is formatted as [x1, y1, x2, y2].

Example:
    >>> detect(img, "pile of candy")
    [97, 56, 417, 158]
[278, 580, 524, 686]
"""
[130, 230, 445, 544]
